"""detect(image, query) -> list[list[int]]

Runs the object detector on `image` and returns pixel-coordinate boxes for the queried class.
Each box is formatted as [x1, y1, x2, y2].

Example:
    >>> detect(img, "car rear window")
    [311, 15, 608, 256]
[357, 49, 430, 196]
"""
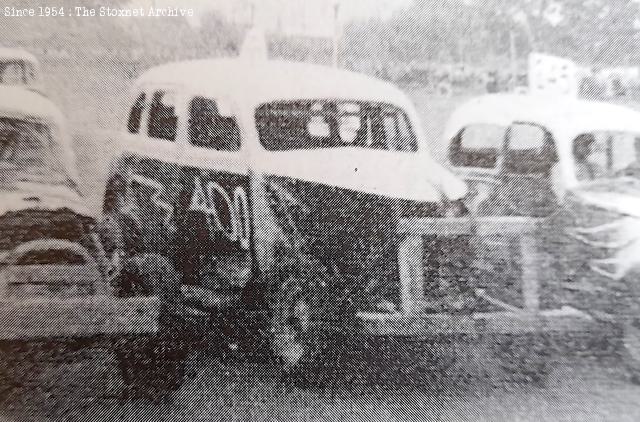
[0, 61, 27, 85]
[255, 100, 418, 152]
[504, 123, 557, 174]
[449, 124, 505, 168]
[0, 117, 67, 186]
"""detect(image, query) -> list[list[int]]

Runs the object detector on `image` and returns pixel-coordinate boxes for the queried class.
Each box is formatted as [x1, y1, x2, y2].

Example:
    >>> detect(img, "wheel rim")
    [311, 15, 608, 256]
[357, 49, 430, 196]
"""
[291, 300, 310, 335]
[98, 213, 127, 284]
[276, 298, 310, 370]
[106, 248, 125, 283]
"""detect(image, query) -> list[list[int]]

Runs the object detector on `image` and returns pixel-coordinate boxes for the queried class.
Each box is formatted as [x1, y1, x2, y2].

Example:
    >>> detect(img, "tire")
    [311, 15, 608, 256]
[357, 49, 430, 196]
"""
[494, 333, 553, 385]
[113, 254, 188, 398]
[96, 210, 144, 288]
[0, 343, 23, 400]
[236, 281, 271, 362]
[270, 276, 351, 387]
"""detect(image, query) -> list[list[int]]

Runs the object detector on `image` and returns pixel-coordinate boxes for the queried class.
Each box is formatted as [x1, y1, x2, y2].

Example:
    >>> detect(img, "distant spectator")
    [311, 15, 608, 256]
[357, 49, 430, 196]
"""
[572, 134, 599, 181]
[612, 78, 626, 97]
[486, 71, 498, 93]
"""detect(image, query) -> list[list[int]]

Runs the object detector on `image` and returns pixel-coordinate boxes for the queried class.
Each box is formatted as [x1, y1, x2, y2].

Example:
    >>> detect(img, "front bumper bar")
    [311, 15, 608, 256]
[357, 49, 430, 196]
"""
[356, 306, 594, 337]
[0, 295, 159, 341]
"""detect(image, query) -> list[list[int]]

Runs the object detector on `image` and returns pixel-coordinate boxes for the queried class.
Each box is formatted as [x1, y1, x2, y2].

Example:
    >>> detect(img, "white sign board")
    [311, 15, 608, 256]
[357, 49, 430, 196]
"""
[528, 52, 579, 97]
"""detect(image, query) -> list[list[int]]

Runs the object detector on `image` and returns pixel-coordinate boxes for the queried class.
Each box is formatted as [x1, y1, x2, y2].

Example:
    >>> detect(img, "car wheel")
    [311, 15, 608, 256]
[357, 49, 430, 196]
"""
[0, 343, 22, 400]
[494, 333, 553, 385]
[113, 253, 188, 398]
[97, 210, 145, 286]
[271, 279, 312, 371]
[615, 271, 640, 384]
[97, 212, 125, 284]
[236, 282, 271, 362]
[270, 276, 350, 387]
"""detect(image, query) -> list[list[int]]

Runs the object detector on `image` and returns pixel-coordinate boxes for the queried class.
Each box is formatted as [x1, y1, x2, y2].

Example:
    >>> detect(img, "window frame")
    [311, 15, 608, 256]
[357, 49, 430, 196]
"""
[448, 123, 507, 170]
[146, 89, 181, 142]
[0, 60, 28, 85]
[187, 95, 242, 152]
[448, 121, 557, 174]
[254, 99, 419, 152]
[127, 92, 147, 135]
[503, 122, 557, 175]
[570, 130, 640, 182]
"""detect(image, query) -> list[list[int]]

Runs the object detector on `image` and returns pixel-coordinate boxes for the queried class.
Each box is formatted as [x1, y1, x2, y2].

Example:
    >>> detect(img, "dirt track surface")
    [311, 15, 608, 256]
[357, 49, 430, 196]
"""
[0, 342, 639, 422]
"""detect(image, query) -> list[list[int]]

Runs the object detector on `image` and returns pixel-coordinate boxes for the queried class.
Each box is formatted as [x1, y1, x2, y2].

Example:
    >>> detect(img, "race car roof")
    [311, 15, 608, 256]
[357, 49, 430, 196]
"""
[0, 47, 38, 63]
[0, 86, 64, 125]
[443, 93, 640, 142]
[135, 58, 413, 109]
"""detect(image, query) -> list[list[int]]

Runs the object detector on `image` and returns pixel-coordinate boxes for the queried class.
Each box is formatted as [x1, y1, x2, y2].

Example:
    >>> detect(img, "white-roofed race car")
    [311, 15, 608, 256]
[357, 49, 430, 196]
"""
[0, 48, 43, 91]
[445, 93, 640, 382]
[0, 86, 165, 392]
[103, 59, 578, 387]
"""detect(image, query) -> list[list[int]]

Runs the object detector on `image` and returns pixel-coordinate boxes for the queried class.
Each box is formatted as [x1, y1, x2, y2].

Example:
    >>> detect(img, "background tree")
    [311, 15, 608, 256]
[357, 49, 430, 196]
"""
[342, 0, 640, 69]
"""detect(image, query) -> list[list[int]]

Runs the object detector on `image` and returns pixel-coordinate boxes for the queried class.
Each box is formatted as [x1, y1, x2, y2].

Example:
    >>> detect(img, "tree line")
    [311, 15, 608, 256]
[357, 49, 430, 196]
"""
[2, 0, 639, 68]
[342, 0, 640, 68]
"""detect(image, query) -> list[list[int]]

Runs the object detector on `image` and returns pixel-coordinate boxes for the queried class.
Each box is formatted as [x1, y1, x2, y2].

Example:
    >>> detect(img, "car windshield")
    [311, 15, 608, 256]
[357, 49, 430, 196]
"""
[0, 117, 68, 187]
[449, 122, 556, 173]
[255, 100, 418, 152]
[0, 61, 30, 85]
[572, 131, 640, 184]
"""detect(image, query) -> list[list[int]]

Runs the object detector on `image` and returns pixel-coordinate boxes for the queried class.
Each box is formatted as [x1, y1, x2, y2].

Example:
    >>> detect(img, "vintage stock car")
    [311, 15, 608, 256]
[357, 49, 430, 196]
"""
[102, 59, 592, 386]
[445, 93, 640, 380]
[0, 86, 163, 390]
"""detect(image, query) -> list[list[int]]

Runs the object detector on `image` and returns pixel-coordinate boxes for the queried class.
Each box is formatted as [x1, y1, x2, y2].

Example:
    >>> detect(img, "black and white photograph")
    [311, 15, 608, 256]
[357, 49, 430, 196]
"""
[1, 0, 640, 420]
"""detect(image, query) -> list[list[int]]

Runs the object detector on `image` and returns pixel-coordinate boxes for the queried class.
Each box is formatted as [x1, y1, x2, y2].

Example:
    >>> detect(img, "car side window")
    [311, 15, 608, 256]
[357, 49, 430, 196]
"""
[147, 90, 178, 141]
[378, 107, 418, 152]
[127, 92, 146, 134]
[572, 131, 639, 180]
[188, 96, 240, 151]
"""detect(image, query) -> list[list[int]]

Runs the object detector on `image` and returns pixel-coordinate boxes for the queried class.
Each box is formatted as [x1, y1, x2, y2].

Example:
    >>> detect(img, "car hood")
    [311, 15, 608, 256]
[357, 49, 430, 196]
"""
[255, 149, 467, 203]
[0, 182, 93, 219]
[572, 178, 640, 218]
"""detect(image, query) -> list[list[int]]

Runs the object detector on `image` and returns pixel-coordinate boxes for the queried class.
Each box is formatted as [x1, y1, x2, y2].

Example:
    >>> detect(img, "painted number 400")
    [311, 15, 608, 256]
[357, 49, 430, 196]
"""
[189, 177, 251, 250]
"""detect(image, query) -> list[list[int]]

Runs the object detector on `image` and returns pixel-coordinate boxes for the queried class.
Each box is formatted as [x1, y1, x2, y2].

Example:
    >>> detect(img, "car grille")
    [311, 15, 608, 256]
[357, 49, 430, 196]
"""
[0, 209, 90, 252]
[0, 209, 97, 298]
[469, 234, 525, 308]
[422, 234, 475, 309]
